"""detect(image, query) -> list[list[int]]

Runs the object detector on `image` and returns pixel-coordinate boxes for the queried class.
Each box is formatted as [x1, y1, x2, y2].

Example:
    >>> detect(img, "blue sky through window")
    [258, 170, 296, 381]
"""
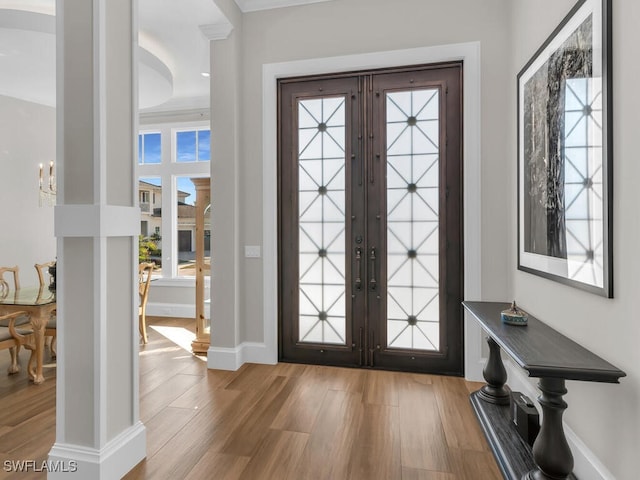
[198, 130, 211, 160]
[177, 129, 210, 162]
[177, 131, 196, 162]
[139, 133, 161, 164]
[140, 176, 161, 187]
[177, 177, 197, 206]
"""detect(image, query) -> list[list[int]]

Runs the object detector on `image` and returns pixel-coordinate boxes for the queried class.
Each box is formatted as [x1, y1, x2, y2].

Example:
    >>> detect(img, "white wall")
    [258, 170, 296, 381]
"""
[509, 1, 640, 479]
[235, 0, 512, 344]
[0, 95, 56, 285]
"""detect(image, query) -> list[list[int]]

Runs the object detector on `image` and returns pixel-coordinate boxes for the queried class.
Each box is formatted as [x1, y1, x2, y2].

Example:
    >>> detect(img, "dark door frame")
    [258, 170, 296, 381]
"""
[278, 63, 464, 375]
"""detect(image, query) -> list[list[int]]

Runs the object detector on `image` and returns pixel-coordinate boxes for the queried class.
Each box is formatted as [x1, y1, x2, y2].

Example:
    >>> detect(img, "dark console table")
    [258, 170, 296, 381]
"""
[462, 301, 625, 480]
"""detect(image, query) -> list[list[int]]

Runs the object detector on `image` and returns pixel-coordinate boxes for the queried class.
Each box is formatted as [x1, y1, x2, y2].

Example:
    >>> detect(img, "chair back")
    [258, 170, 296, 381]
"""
[34, 261, 56, 289]
[0, 266, 20, 298]
[138, 263, 154, 308]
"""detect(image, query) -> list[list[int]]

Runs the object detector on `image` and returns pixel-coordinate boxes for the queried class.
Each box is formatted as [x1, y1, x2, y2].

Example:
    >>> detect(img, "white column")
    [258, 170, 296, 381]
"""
[201, 22, 245, 370]
[49, 1, 145, 479]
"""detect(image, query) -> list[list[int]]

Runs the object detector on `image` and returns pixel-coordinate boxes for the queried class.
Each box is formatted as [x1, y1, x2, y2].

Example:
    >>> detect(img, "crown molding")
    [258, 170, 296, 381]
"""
[234, 0, 333, 13]
[139, 107, 210, 124]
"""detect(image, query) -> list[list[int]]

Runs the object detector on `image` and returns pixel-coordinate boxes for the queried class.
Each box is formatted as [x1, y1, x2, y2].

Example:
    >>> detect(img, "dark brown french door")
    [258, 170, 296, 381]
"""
[278, 63, 463, 375]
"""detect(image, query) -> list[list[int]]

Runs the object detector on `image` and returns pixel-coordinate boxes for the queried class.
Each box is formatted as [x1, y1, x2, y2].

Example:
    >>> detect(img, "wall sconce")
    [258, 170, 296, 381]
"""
[39, 161, 56, 207]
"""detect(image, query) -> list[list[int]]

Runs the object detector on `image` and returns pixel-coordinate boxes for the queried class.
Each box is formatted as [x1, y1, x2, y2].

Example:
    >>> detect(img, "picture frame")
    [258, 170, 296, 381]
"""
[517, 0, 612, 297]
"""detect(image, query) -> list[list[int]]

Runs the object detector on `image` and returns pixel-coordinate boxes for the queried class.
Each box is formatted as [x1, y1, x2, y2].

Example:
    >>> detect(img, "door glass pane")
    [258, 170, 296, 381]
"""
[386, 89, 440, 351]
[298, 96, 347, 345]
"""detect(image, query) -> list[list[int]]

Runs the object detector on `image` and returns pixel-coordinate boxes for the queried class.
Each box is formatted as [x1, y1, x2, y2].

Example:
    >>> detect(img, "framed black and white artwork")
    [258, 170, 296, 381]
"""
[517, 0, 612, 297]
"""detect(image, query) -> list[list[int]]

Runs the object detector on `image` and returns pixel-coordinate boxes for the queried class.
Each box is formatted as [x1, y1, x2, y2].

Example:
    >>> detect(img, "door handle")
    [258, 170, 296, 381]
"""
[354, 247, 362, 291]
[369, 247, 377, 291]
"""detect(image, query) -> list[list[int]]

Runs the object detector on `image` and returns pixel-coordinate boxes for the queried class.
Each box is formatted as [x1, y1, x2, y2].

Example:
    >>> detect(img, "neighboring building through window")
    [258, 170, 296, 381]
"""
[139, 177, 162, 270]
[175, 176, 211, 277]
[139, 190, 150, 210]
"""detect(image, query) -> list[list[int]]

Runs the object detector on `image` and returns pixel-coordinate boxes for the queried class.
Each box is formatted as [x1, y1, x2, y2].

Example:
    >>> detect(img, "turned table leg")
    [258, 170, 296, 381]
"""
[8, 346, 20, 374]
[27, 313, 47, 384]
[524, 377, 573, 480]
[478, 336, 511, 405]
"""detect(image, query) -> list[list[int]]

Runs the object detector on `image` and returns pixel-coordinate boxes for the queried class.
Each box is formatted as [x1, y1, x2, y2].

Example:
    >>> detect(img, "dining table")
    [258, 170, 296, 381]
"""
[0, 285, 56, 384]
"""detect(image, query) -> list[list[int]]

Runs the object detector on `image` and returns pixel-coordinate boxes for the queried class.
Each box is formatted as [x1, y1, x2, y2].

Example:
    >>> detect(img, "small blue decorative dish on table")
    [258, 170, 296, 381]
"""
[501, 301, 528, 326]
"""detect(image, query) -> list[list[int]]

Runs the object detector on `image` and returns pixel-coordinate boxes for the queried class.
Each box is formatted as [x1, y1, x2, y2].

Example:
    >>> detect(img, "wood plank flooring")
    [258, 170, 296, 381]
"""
[0, 317, 501, 479]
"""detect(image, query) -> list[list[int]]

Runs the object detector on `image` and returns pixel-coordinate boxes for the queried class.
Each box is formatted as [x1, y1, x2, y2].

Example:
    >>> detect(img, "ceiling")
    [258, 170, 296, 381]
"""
[0, 0, 332, 115]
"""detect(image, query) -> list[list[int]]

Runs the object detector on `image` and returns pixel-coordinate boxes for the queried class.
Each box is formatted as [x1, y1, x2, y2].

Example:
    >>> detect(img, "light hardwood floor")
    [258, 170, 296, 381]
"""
[0, 317, 501, 479]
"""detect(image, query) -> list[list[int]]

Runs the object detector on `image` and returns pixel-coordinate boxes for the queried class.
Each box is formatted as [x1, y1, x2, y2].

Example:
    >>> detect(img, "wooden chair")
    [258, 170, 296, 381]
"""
[34, 262, 57, 359]
[0, 265, 20, 298]
[138, 263, 154, 344]
[34, 261, 55, 290]
[0, 311, 34, 374]
[0, 266, 31, 364]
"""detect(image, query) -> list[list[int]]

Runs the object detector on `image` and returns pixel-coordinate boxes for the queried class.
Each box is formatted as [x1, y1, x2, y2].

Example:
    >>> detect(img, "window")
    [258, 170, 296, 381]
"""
[176, 176, 210, 277]
[137, 124, 210, 279]
[139, 177, 162, 271]
[176, 129, 210, 162]
[140, 190, 150, 208]
[138, 132, 161, 164]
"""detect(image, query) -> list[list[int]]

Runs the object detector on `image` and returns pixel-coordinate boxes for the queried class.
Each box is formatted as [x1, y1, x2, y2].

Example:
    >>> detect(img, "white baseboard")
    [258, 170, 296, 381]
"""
[241, 341, 278, 365]
[464, 313, 486, 382]
[503, 358, 615, 480]
[465, 359, 486, 383]
[48, 422, 146, 480]
[146, 302, 195, 318]
[207, 341, 277, 371]
[207, 345, 243, 370]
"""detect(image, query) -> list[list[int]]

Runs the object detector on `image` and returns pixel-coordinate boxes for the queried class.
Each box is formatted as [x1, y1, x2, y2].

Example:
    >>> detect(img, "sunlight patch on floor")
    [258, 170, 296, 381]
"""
[148, 325, 206, 361]
[139, 345, 184, 356]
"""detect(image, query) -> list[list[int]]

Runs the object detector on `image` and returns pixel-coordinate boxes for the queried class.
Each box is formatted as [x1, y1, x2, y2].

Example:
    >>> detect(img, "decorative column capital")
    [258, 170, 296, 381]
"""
[199, 22, 233, 41]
